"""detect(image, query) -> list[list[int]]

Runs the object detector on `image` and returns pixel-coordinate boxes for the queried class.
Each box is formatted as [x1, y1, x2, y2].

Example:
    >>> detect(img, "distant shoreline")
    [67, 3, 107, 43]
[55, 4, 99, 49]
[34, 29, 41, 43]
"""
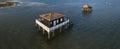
[0, 2, 19, 8]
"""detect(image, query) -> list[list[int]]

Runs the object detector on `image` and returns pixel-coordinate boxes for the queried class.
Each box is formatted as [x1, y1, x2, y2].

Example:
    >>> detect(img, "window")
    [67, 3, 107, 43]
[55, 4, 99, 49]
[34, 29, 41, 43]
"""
[53, 21, 56, 26]
[50, 22, 52, 24]
[60, 18, 63, 22]
[57, 20, 59, 23]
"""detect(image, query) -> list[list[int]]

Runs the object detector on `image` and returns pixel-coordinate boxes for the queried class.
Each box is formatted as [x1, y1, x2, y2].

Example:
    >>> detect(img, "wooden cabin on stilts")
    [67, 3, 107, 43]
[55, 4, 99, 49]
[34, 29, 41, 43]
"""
[82, 4, 92, 11]
[35, 13, 72, 39]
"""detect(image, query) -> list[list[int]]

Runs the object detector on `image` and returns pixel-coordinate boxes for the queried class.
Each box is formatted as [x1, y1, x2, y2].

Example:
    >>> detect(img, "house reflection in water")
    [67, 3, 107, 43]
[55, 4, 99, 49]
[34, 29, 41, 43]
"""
[82, 11, 92, 16]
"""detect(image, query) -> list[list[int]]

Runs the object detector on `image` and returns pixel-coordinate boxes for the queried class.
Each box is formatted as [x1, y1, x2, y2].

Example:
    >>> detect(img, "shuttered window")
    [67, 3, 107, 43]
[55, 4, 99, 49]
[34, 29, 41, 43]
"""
[53, 20, 56, 26]
[60, 18, 63, 22]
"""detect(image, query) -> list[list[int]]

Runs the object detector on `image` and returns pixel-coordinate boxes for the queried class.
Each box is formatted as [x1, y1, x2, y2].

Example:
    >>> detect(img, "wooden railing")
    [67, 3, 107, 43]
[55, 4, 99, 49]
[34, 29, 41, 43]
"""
[36, 19, 50, 32]
[50, 19, 69, 31]
[36, 19, 69, 33]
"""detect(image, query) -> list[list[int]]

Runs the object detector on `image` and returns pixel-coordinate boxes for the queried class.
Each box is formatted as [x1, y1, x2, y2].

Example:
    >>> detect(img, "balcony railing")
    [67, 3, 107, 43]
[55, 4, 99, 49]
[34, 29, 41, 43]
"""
[36, 18, 70, 33]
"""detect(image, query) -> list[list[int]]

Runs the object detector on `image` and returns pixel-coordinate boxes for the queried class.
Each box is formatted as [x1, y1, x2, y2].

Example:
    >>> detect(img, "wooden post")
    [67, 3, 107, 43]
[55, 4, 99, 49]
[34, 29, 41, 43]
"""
[60, 28, 61, 32]
[43, 29, 45, 35]
[67, 23, 69, 28]
[48, 32, 51, 39]
[38, 26, 40, 30]
[52, 31, 55, 37]
[35, 23, 38, 29]
[35, 23, 37, 27]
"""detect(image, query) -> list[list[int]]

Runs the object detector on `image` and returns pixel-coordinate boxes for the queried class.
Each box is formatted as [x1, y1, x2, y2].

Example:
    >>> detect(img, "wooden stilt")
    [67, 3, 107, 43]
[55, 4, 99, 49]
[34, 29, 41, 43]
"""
[43, 29, 45, 35]
[35, 24, 37, 29]
[67, 23, 69, 28]
[60, 28, 61, 32]
[38, 26, 40, 30]
[52, 31, 55, 37]
[35, 23, 37, 27]
[48, 32, 51, 39]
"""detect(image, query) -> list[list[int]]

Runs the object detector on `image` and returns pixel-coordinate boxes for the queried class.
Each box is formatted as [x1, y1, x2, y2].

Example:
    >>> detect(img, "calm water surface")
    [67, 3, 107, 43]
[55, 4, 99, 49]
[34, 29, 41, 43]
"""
[0, 0, 120, 49]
